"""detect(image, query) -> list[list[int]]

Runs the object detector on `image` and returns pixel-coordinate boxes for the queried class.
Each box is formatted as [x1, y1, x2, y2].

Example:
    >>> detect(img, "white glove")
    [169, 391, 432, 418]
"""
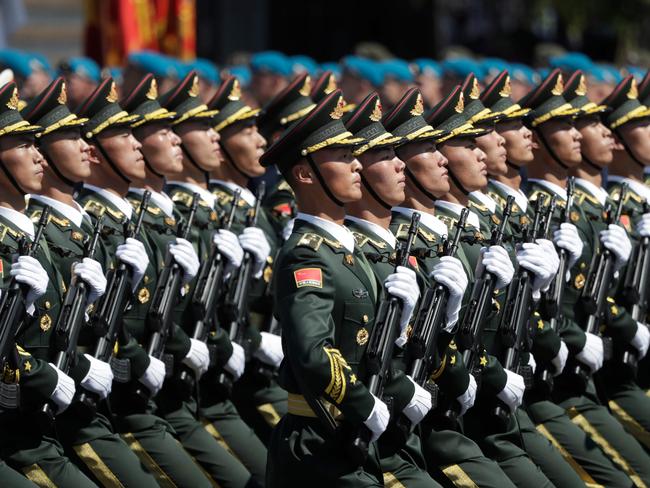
[182, 339, 210, 377]
[497, 369, 525, 413]
[239, 227, 271, 278]
[116, 237, 149, 289]
[636, 213, 650, 237]
[138, 355, 166, 396]
[364, 393, 390, 442]
[169, 237, 200, 285]
[528, 353, 537, 374]
[403, 376, 432, 426]
[430, 256, 468, 329]
[73, 257, 107, 304]
[516, 241, 557, 298]
[576, 332, 604, 373]
[213, 229, 244, 273]
[551, 341, 569, 376]
[48, 364, 76, 413]
[476, 245, 515, 289]
[600, 224, 632, 271]
[282, 218, 295, 241]
[553, 223, 583, 268]
[385, 266, 420, 347]
[254, 331, 284, 367]
[631, 322, 650, 358]
[10, 255, 49, 314]
[80, 354, 113, 399]
[224, 342, 245, 380]
[456, 374, 477, 416]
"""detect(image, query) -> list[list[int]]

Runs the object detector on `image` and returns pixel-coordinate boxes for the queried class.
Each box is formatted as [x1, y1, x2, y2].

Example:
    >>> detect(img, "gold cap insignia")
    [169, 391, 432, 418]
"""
[145, 78, 158, 100]
[627, 78, 639, 99]
[499, 76, 512, 98]
[228, 79, 241, 101]
[58, 83, 68, 105]
[299, 76, 312, 97]
[6, 87, 19, 110]
[470, 77, 480, 100]
[454, 92, 465, 113]
[576, 75, 587, 96]
[551, 73, 564, 96]
[106, 82, 118, 103]
[325, 74, 337, 94]
[410, 93, 424, 116]
[369, 99, 382, 122]
[189, 76, 200, 98]
[330, 96, 345, 119]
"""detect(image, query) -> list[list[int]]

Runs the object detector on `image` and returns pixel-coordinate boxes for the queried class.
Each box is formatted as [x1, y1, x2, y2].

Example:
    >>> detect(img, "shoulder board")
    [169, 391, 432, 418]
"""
[0, 222, 19, 243]
[395, 223, 410, 240]
[296, 232, 323, 251]
[82, 199, 106, 218]
[468, 199, 488, 212]
[146, 205, 161, 216]
[437, 214, 456, 230]
[486, 191, 506, 209]
[213, 189, 234, 206]
[574, 188, 599, 207]
[528, 189, 550, 203]
[277, 180, 295, 195]
[418, 226, 438, 243]
[351, 232, 369, 247]
[171, 191, 193, 207]
[322, 236, 342, 250]
[42, 212, 70, 229]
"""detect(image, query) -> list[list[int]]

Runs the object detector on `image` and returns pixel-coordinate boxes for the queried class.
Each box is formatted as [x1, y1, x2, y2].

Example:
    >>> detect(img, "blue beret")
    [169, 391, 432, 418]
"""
[227, 65, 252, 87]
[319, 62, 341, 79]
[0, 49, 50, 78]
[481, 58, 509, 79]
[511, 63, 539, 85]
[291, 55, 318, 75]
[441, 58, 484, 80]
[380, 59, 414, 82]
[341, 56, 383, 86]
[590, 64, 622, 84]
[60, 56, 101, 82]
[250, 51, 292, 76]
[128, 51, 179, 79]
[411, 58, 441, 77]
[186, 58, 220, 84]
[549, 52, 593, 73]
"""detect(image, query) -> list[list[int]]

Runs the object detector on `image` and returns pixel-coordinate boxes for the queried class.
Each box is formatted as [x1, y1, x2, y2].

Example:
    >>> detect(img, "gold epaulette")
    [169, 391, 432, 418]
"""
[0, 222, 20, 243]
[486, 191, 506, 209]
[468, 199, 489, 213]
[171, 191, 194, 208]
[574, 188, 600, 207]
[277, 180, 295, 195]
[30, 210, 70, 229]
[437, 214, 456, 231]
[395, 223, 410, 239]
[213, 189, 234, 206]
[352, 231, 386, 250]
[611, 186, 644, 206]
[297, 232, 323, 251]
[528, 189, 550, 203]
[82, 199, 106, 218]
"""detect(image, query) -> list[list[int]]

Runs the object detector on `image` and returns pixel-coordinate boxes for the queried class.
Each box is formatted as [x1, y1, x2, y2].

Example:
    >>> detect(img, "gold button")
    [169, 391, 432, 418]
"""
[362, 314, 369, 324]
[44, 301, 51, 310]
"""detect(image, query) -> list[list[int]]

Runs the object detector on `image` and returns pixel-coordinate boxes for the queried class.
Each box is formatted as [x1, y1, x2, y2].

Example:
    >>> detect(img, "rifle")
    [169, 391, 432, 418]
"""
[176, 189, 240, 396]
[42, 216, 104, 419]
[492, 197, 545, 425]
[217, 182, 266, 390]
[135, 192, 199, 402]
[574, 183, 628, 381]
[0, 207, 50, 410]
[348, 212, 420, 466]
[76, 191, 150, 413]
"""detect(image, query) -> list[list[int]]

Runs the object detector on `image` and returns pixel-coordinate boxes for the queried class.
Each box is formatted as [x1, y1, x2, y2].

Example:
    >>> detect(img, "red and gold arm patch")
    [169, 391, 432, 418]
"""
[294, 268, 323, 288]
[273, 203, 294, 217]
[408, 255, 419, 270]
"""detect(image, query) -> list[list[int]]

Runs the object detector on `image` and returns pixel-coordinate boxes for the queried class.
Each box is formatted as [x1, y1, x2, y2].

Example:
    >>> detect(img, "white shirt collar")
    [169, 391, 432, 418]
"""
[210, 179, 256, 207]
[83, 184, 133, 219]
[470, 190, 497, 213]
[0, 206, 34, 239]
[130, 187, 175, 217]
[28, 194, 85, 228]
[489, 179, 529, 212]
[575, 178, 609, 206]
[528, 178, 567, 201]
[435, 200, 481, 230]
[295, 212, 355, 252]
[345, 215, 396, 249]
[392, 206, 448, 236]
[608, 175, 650, 202]
[167, 181, 216, 208]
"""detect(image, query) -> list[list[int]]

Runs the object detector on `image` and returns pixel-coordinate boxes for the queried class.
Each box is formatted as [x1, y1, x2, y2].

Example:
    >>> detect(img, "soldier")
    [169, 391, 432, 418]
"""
[249, 51, 291, 107]
[382, 87, 517, 488]
[0, 81, 96, 486]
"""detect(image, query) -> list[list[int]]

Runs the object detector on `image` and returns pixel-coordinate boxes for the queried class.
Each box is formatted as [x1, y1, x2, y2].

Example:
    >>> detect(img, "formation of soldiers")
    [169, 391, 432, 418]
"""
[1, 46, 650, 488]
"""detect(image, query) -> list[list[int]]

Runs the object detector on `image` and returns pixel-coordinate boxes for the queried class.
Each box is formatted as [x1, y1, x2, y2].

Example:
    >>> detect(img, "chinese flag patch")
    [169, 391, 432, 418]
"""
[408, 255, 419, 270]
[294, 268, 323, 288]
[273, 203, 293, 217]
[619, 215, 631, 233]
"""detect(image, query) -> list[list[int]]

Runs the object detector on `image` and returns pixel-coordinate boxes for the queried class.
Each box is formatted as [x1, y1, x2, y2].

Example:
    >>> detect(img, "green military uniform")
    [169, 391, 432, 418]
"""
[159, 71, 267, 486]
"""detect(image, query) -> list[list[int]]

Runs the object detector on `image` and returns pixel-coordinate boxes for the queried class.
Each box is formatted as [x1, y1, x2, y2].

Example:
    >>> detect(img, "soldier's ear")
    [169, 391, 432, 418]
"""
[86, 142, 102, 165]
[293, 162, 312, 184]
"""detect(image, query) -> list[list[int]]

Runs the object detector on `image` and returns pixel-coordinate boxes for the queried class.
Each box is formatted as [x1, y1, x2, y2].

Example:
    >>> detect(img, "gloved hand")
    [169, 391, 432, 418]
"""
[239, 227, 271, 278]
[138, 355, 166, 396]
[516, 241, 557, 298]
[631, 323, 650, 358]
[600, 224, 632, 271]
[169, 237, 200, 285]
[576, 332, 604, 373]
[182, 339, 210, 378]
[528, 353, 537, 374]
[73, 257, 107, 304]
[430, 256, 468, 329]
[224, 342, 245, 380]
[553, 223, 583, 268]
[476, 245, 514, 289]
[116, 237, 149, 289]
[457, 374, 477, 416]
[385, 266, 419, 347]
[636, 213, 650, 237]
[254, 331, 284, 367]
[80, 354, 113, 399]
[551, 341, 569, 376]
[213, 229, 244, 274]
[48, 364, 76, 413]
[497, 369, 525, 413]
[364, 393, 390, 442]
[404, 376, 432, 426]
[282, 218, 295, 241]
[11, 255, 49, 314]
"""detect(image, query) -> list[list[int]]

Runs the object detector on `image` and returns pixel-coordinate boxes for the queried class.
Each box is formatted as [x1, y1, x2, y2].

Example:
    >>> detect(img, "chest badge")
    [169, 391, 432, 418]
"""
[356, 328, 369, 346]
[352, 288, 368, 299]
[164, 217, 176, 227]
[491, 214, 500, 225]
[71, 231, 84, 242]
[137, 287, 151, 304]
[574, 273, 586, 290]
[345, 254, 354, 266]
[570, 211, 580, 223]
[40, 314, 52, 332]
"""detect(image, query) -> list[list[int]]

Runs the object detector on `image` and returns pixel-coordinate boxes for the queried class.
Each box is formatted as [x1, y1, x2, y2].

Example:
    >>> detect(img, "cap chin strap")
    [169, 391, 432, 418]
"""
[505, 160, 521, 171]
[305, 154, 344, 207]
[0, 157, 26, 195]
[221, 143, 252, 181]
[93, 138, 132, 184]
[181, 143, 208, 185]
[615, 129, 646, 169]
[535, 128, 569, 170]
[580, 152, 604, 172]
[40, 150, 78, 188]
[447, 165, 471, 196]
[143, 155, 165, 179]
[404, 167, 437, 202]
[360, 174, 392, 211]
